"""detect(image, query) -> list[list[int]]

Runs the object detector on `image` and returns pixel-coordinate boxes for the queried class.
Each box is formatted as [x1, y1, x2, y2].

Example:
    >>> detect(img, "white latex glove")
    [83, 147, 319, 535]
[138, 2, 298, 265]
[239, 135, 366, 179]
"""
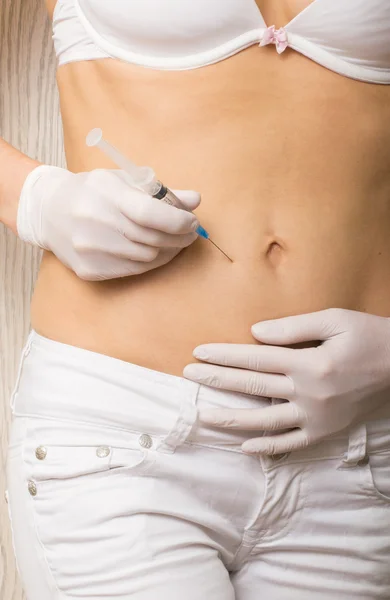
[183, 309, 390, 455]
[17, 165, 201, 280]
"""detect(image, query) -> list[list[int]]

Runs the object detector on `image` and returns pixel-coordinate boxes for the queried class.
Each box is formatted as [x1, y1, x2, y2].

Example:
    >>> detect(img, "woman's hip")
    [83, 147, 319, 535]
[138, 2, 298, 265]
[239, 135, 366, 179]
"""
[5, 330, 390, 598]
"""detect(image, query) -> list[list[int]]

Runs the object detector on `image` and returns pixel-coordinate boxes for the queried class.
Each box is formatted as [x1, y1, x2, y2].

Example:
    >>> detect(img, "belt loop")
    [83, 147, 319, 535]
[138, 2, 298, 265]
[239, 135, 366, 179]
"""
[157, 382, 199, 454]
[261, 397, 291, 468]
[9, 331, 33, 414]
[340, 423, 368, 468]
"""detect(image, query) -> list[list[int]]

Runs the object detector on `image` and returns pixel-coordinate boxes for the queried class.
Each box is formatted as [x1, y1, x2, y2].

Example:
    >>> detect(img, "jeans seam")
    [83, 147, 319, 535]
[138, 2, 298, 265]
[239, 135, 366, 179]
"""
[233, 467, 309, 557]
[264, 454, 347, 471]
[256, 468, 309, 544]
[9, 333, 33, 414]
[5, 489, 23, 578]
[183, 440, 245, 455]
[21, 422, 68, 599]
[226, 465, 271, 571]
[226, 535, 253, 572]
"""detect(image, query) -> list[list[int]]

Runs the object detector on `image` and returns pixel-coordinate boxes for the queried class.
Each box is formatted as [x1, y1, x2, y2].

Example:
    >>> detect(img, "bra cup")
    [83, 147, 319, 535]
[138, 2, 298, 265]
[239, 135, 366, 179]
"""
[77, 0, 263, 57]
[53, 0, 109, 64]
[53, 0, 390, 82]
[287, 0, 390, 70]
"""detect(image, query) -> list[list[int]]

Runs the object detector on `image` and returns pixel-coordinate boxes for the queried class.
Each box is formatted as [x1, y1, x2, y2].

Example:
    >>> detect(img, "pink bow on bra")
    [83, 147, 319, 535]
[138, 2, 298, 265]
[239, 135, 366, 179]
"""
[260, 26, 289, 54]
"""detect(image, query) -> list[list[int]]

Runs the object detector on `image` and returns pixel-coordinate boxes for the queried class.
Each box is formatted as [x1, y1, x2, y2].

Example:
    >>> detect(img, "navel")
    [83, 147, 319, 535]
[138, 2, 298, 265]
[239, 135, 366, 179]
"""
[265, 240, 285, 267]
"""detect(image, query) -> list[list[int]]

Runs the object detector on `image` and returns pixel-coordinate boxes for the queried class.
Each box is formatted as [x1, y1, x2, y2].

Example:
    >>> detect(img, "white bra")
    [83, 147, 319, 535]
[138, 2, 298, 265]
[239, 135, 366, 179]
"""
[53, 0, 390, 84]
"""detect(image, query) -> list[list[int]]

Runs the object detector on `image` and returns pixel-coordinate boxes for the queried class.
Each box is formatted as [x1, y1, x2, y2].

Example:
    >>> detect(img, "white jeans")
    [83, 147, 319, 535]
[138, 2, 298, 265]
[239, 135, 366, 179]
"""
[5, 330, 390, 599]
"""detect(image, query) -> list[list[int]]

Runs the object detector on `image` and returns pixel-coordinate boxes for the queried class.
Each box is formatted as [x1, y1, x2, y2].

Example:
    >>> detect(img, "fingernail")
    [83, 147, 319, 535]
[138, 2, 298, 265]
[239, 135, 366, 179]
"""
[198, 409, 221, 424]
[182, 365, 203, 382]
[241, 443, 257, 454]
[191, 219, 200, 232]
[251, 322, 271, 336]
[193, 347, 209, 360]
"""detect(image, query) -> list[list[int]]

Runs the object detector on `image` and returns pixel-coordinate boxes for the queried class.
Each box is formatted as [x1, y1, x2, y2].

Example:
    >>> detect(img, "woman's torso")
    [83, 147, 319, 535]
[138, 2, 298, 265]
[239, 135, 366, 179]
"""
[31, 0, 390, 375]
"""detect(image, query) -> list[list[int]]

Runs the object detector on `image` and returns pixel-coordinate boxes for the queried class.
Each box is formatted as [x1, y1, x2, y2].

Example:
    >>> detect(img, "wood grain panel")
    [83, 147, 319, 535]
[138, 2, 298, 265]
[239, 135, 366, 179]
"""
[0, 1, 65, 597]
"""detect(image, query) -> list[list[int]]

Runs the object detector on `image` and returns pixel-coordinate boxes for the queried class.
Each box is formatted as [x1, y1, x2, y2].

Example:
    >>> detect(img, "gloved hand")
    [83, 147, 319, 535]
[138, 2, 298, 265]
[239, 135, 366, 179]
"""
[183, 309, 390, 455]
[17, 165, 201, 280]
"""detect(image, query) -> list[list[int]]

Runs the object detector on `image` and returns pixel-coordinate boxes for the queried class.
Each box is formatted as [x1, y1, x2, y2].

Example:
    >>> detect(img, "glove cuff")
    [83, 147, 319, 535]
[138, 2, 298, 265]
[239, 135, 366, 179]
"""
[17, 164, 67, 249]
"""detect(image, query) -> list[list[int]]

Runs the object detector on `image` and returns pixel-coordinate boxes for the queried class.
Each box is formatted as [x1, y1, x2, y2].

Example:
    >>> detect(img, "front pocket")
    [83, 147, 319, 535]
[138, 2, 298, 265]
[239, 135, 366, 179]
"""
[19, 418, 160, 595]
[24, 443, 151, 482]
[362, 450, 390, 505]
[21, 417, 157, 484]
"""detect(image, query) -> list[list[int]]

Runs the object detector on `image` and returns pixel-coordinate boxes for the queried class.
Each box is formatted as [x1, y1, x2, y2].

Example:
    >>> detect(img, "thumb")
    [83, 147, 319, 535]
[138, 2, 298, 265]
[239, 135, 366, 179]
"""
[172, 189, 201, 211]
[251, 309, 342, 345]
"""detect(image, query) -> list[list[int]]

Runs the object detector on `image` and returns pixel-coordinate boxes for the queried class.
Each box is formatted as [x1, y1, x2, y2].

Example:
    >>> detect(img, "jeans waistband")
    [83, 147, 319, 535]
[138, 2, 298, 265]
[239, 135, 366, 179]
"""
[11, 331, 272, 452]
[10, 330, 390, 463]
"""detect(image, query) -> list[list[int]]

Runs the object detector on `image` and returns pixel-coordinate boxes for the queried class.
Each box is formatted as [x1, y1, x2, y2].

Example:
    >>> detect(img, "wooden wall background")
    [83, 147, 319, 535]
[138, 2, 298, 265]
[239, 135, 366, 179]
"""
[0, 1, 65, 597]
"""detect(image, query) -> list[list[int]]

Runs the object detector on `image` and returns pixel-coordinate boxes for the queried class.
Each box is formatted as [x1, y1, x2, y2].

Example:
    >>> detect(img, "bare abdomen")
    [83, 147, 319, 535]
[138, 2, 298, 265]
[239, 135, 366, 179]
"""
[31, 47, 390, 374]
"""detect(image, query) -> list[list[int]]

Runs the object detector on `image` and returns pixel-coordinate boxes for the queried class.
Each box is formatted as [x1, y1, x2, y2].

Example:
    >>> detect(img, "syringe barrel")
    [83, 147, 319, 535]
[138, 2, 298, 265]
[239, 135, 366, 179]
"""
[150, 183, 186, 209]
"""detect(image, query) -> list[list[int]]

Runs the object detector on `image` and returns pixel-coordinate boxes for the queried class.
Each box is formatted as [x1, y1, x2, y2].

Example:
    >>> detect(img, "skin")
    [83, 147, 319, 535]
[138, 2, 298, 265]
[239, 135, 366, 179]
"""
[31, 0, 390, 376]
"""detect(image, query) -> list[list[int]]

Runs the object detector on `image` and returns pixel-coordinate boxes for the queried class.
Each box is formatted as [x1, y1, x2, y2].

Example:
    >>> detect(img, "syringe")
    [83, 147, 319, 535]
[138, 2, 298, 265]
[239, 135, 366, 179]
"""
[86, 128, 233, 262]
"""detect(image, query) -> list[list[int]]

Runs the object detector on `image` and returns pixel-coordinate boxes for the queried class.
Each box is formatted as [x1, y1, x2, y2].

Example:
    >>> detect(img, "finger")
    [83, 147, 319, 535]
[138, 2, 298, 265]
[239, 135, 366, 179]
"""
[199, 403, 299, 431]
[172, 189, 201, 211]
[192, 343, 301, 375]
[123, 247, 180, 274]
[73, 238, 160, 263]
[93, 248, 180, 279]
[242, 429, 308, 455]
[119, 218, 198, 249]
[251, 309, 342, 345]
[182, 364, 294, 398]
[117, 189, 199, 235]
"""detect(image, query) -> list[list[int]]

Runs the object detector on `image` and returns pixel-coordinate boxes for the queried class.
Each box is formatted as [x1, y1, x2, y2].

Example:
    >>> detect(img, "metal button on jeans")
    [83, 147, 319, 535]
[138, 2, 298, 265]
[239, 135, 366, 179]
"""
[28, 480, 37, 496]
[96, 446, 110, 458]
[138, 434, 153, 449]
[35, 446, 47, 460]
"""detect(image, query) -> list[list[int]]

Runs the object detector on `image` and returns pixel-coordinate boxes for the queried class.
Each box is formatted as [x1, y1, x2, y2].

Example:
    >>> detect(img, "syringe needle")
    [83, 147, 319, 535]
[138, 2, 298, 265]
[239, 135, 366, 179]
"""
[207, 237, 234, 262]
